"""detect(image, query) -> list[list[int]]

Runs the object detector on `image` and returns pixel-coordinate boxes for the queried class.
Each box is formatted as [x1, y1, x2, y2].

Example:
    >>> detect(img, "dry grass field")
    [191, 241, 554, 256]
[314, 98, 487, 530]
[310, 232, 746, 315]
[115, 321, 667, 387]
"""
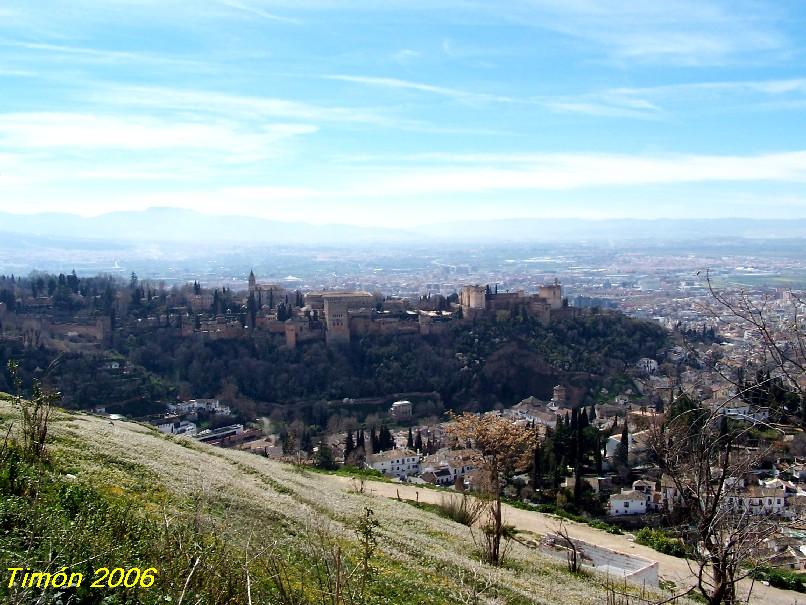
[1, 401, 697, 604]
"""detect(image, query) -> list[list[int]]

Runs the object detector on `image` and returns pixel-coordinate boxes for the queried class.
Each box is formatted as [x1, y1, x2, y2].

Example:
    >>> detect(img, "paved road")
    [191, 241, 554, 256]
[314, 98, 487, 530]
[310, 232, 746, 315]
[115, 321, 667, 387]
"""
[329, 476, 803, 605]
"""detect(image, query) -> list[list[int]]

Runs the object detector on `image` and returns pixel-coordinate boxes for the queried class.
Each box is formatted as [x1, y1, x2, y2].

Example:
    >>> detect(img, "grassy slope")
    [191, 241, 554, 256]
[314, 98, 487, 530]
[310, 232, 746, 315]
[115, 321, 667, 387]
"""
[1, 401, 661, 605]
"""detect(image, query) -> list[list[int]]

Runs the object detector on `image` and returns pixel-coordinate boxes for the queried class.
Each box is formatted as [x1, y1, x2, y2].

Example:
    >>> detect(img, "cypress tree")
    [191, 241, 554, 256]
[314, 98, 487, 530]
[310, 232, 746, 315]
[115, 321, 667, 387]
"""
[345, 430, 355, 458]
[580, 407, 589, 430]
[370, 427, 379, 454]
[406, 427, 414, 449]
[594, 431, 603, 475]
[615, 422, 629, 467]
[531, 445, 541, 489]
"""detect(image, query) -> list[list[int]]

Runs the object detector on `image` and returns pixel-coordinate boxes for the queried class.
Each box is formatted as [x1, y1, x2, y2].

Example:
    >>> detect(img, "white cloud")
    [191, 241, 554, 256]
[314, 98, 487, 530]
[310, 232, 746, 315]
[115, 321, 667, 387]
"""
[338, 151, 806, 195]
[0, 113, 315, 156]
[219, 0, 301, 24]
[391, 49, 422, 64]
[326, 75, 516, 103]
[90, 84, 394, 126]
[543, 78, 806, 118]
[0, 39, 211, 70]
[492, 0, 787, 65]
[5, 150, 806, 225]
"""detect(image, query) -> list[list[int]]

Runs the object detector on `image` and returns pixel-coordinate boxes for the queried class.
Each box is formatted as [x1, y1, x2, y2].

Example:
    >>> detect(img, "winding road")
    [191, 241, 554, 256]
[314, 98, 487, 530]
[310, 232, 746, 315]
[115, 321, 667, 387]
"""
[330, 476, 803, 605]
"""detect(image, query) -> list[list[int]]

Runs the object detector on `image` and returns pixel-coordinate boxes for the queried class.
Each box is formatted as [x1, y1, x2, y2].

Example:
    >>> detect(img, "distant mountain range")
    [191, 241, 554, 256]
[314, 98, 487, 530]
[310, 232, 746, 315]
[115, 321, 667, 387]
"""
[2, 208, 806, 244]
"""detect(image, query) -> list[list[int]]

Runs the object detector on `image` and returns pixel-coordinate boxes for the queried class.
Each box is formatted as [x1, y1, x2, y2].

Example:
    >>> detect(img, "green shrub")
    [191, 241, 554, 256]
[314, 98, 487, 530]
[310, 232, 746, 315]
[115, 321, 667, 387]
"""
[750, 566, 806, 593]
[436, 493, 486, 526]
[634, 527, 688, 558]
[501, 497, 623, 534]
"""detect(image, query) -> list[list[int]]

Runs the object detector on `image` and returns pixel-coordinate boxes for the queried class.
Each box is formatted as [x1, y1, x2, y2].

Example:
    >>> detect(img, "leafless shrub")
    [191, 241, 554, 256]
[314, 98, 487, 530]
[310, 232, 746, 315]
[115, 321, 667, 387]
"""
[438, 492, 486, 527]
[7, 359, 58, 460]
[556, 520, 580, 574]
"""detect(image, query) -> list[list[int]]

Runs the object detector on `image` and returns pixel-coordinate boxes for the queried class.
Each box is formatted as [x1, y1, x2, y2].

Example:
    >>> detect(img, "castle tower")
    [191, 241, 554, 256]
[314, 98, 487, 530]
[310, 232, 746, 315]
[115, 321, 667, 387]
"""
[459, 285, 487, 311]
[324, 298, 351, 345]
[538, 282, 563, 310]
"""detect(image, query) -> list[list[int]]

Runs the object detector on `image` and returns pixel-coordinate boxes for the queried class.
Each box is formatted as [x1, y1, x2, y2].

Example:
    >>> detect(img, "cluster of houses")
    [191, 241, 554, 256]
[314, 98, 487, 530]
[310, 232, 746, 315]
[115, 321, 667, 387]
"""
[608, 474, 806, 518]
[364, 446, 482, 488]
[149, 398, 242, 442]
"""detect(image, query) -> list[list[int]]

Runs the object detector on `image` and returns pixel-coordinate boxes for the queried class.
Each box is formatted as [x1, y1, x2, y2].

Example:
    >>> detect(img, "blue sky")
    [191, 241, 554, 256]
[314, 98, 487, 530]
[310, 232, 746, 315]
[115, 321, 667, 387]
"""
[1, 0, 806, 227]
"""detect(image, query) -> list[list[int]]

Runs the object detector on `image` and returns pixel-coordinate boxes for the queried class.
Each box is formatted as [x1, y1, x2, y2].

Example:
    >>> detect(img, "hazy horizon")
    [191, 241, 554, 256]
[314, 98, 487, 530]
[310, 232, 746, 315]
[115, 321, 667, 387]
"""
[5, 206, 806, 228]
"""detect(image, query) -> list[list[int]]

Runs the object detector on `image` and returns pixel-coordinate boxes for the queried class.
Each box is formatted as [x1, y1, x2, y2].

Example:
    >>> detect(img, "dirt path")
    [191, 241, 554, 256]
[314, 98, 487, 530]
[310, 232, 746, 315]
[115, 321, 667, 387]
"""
[328, 476, 802, 605]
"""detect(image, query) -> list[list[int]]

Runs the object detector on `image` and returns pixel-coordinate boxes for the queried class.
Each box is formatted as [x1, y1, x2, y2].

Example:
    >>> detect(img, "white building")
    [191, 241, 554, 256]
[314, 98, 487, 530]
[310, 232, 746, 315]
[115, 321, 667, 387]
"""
[153, 417, 196, 436]
[605, 429, 648, 460]
[609, 489, 647, 516]
[367, 448, 420, 479]
[712, 399, 769, 423]
[636, 358, 658, 375]
[390, 400, 413, 420]
[168, 398, 232, 416]
[724, 486, 787, 516]
[420, 448, 478, 486]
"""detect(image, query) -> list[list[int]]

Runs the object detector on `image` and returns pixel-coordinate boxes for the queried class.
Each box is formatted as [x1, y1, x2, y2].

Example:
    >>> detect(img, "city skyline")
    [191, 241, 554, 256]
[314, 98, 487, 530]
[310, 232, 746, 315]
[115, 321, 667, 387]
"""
[2, 1, 806, 227]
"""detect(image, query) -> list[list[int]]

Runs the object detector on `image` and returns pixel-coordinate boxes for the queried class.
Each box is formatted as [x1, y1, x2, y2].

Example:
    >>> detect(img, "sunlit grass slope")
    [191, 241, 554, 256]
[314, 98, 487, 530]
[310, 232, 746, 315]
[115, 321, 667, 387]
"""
[1, 400, 656, 605]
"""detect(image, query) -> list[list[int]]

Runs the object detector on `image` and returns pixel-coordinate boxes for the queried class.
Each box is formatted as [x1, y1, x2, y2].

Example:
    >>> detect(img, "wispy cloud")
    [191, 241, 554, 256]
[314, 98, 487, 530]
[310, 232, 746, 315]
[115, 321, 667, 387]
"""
[326, 74, 516, 103]
[0, 112, 315, 155]
[0, 39, 212, 70]
[0, 112, 317, 186]
[391, 49, 422, 65]
[541, 97, 662, 119]
[89, 84, 395, 126]
[337, 151, 806, 195]
[493, 0, 788, 65]
[219, 0, 301, 24]
[543, 77, 806, 118]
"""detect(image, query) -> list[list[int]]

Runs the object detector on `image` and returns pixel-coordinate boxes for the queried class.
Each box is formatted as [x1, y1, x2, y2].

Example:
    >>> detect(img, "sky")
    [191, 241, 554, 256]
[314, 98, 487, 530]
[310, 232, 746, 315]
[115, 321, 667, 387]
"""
[1, 0, 806, 227]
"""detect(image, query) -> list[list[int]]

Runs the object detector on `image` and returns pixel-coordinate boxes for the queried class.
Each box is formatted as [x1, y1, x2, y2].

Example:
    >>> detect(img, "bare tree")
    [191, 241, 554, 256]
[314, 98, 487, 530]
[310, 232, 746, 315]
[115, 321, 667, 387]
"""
[446, 412, 538, 565]
[555, 520, 581, 573]
[703, 273, 805, 416]
[648, 391, 784, 605]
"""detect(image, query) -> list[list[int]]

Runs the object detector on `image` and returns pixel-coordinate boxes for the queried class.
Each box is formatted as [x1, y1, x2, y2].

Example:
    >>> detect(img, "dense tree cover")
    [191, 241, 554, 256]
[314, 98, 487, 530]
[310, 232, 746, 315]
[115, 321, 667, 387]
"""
[1, 272, 120, 316]
[529, 408, 609, 514]
[108, 310, 666, 414]
[2, 310, 668, 419]
[1, 271, 669, 418]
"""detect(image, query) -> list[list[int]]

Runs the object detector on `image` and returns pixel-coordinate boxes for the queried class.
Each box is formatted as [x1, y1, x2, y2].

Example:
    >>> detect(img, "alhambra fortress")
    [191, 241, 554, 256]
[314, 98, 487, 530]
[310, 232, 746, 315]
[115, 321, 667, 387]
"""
[0, 272, 575, 352]
[260, 274, 574, 348]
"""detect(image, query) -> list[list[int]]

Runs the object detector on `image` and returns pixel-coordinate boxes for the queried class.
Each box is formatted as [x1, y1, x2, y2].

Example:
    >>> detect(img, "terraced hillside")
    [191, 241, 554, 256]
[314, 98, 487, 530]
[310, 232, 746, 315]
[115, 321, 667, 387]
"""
[2, 402, 681, 605]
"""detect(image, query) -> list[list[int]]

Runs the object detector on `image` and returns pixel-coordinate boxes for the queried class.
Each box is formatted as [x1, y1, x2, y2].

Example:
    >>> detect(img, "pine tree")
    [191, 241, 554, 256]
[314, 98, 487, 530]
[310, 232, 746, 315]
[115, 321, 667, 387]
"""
[315, 442, 337, 470]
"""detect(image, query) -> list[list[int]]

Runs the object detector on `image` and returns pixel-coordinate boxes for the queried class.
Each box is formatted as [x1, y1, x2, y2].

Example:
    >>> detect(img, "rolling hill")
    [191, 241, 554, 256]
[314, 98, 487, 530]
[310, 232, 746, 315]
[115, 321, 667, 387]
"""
[0, 400, 641, 605]
[4, 400, 790, 604]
